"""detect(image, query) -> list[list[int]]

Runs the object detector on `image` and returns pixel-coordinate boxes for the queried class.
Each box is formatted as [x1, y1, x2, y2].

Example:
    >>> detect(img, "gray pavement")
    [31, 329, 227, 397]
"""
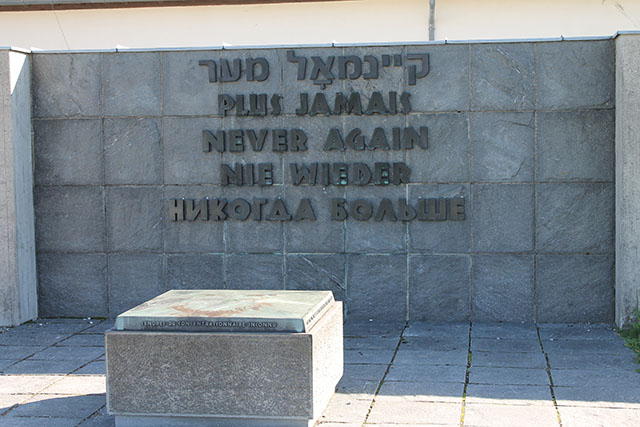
[0, 319, 638, 426]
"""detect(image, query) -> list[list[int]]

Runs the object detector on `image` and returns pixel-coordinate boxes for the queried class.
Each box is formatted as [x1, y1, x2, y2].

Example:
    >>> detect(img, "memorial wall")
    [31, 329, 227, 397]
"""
[31, 40, 616, 323]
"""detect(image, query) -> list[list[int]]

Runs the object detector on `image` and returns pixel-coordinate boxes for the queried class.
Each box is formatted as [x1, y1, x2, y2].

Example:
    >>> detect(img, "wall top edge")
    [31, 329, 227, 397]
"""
[27, 33, 636, 54]
[0, 46, 31, 53]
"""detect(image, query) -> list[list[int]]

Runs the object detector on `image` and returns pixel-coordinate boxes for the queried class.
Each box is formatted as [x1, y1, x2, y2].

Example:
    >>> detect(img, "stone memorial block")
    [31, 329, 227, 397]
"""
[106, 289, 343, 427]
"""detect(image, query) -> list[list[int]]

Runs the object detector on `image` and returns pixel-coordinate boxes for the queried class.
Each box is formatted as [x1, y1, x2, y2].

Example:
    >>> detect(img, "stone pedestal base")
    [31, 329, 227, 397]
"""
[106, 301, 343, 426]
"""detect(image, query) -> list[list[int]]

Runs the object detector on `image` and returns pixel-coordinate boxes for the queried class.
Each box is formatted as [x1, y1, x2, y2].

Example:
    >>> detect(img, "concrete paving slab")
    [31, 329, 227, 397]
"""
[0, 361, 17, 372]
[0, 346, 45, 361]
[77, 405, 114, 426]
[471, 338, 541, 353]
[27, 346, 104, 361]
[344, 349, 395, 365]
[0, 394, 32, 413]
[80, 321, 114, 334]
[547, 352, 638, 370]
[393, 349, 469, 366]
[551, 368, 640, 387]
[538, 323, 619, 341]
[376, 380, 464, 403]
[468, 367, 550, 385]
[8, 394, 104, 418]
[404, 322, 470, 338]
[554, 385, 640, 409]
[3, 360, 86, 375]
[72, 361, 105, 375]
[386, 365, 466, 383]
[465, 384, 553, 405]
[542, 339, 630, 355]
[471, 350, 547, 368]
[336, 378, 380, 395]
[463, 402, 560, 426]
[56, 335, 105, 347]
[471, 322, 539, 340]
[0, 416, 86, 426]
[316, 393, 372, 424]
[0, 375, 62, 394]
[344, 337, 399, 350]
[0, 334, 66, 347]
[400, 336, 469, 351]
[558, 406, 640, 427]
[343, 321, 405, 338]
[367, 400, 462, 424]
[40, 376, 106, 395]
[342, 364, 388, 381]
[16, 322, 93, 334]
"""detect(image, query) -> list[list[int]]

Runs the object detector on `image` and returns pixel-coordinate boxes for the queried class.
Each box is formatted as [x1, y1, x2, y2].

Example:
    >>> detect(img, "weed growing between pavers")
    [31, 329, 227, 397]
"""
[618, 308, 640, 372]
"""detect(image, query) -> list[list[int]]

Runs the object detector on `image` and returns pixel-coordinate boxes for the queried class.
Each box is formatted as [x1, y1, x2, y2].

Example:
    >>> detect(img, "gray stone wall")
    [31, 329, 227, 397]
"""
[32, 40, 616, 322]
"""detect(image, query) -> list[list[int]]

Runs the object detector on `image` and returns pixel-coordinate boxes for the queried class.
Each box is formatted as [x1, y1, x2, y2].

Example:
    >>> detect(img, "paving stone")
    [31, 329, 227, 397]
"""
[408, 184, 471, 253]
[3, 360, 86, 375]
[471, 183, 534, 252]
[167, 254, 224, 290]
[471, 43, 534, 111]
[471, 337, 541, 353]
[0, 375, 62, 394]
[106, 187, 163, 252]
[471, 322, 539, 340]
[40, 376, 105, 395]
[285, 255, 346, 303]
[34, 186, 105, 252]
[558, 406, 640, 427]
[376, 380, 464, 403]
[336, 378, 380, 395]
[104, 118, 162, 185]
[537, 323, 619, 341]
[33, 119, 103, 185]
[471, 350, 546, 369]
[542, 338, 631, 355]
[393, 349, 468, 366]
[57, 334, 105, 348]
[472, 255, 534, 322]
[225, 254, 284, 290]
[15, 322, 92, 334]
[344, 349, 395, 365]
[27, 346, 104, 361]
[465, 384, 553, 406]
[103, 53, 161, 116]
[471, 112, 534, 182]
[536, 255, 615, 323]
[536, 184, 614, 253]
[317, 392, 371, 424]
[554, 385, 640, 408]
[400, 336, 469, 352]
[551, 368, 640, 387]
[9, 393, 105, 418]
[347, 255, 407, 321]
[535, 40, 614, 110]
[108, 254, 165, 317]
[72, 361, 105, 375]
[386, 365, 466, 383]
[343, 321, 405, 338]
[408, 255, 471, 322]
[344, 337, 399, 350]
[536, 110, 615, 182]
[0, 417, 86, 427]
[0, 332, 66, 347]
[463, 402, 559, 427]
[469, 366, 549, 386]
[81, 321, 115, 334]
[403, 321, 470, 338]
[32, 53, 101, 117]
[76, 406, 114, 426]
[0, 360, 17, 372]
[0, 346, 44, 361]
[546, 352, 637, 371]
[0, 394, 31, 413]
[342, 364, 388, 382]
[367, 400, 462, 425]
